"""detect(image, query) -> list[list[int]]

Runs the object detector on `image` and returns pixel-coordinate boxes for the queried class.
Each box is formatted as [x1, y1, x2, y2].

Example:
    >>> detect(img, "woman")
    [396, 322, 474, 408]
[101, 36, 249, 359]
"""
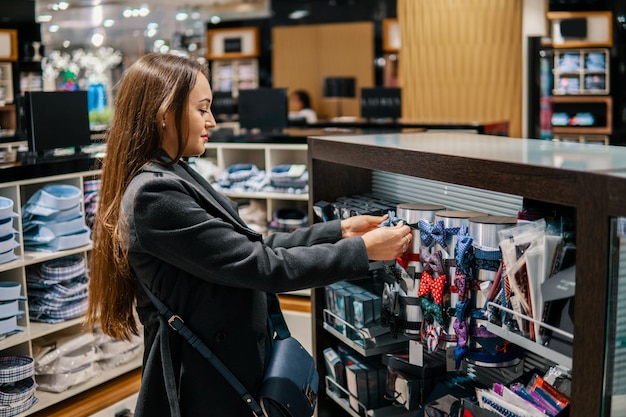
[288, 90, 318, 124]
[85, 53, 411, 416]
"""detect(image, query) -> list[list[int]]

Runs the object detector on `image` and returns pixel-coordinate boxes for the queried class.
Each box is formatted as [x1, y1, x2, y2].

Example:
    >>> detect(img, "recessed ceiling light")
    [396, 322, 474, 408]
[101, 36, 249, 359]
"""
[103, 19, 114, 28]
[37, 14, 53, 23]
[176, 12, 189, 21]
[289, 10, 309, 20]
[49, 25, 60, 33]
[91, 32, 104, 47]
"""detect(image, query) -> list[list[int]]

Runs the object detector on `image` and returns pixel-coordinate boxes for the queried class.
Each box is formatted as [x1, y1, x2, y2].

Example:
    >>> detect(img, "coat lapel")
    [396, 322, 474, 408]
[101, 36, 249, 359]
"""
[141, 159, 260, 239]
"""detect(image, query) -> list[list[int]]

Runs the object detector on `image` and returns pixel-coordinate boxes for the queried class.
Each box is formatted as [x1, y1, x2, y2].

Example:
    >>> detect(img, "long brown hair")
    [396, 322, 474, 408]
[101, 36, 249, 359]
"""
[85, 53, 210, 340]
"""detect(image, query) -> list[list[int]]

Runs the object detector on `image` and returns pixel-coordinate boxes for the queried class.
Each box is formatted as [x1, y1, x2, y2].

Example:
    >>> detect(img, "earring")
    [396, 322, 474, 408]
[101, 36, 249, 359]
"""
[162, 122, 166, 129]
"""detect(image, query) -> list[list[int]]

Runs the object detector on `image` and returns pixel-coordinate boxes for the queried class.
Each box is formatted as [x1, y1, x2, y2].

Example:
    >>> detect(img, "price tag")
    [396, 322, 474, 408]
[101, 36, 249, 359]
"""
[409, 340, 423, 367]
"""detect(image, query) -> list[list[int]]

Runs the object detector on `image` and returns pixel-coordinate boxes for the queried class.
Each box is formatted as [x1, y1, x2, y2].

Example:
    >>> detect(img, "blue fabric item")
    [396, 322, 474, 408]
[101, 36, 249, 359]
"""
[269, 164, 309, 189]
[21, 203, 81, 222]
[23, 214, 87, 244]
[0, 234, 18, 254]
[24, 228, 91, 252]
[0, 197, 17, 221]
[24, 185, 82, 211]
[0, 250, 17, 265]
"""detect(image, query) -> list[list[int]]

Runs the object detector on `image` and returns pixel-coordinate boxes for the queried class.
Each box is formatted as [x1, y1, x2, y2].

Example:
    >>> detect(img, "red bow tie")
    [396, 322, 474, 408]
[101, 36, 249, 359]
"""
[418, 272, 446, 304]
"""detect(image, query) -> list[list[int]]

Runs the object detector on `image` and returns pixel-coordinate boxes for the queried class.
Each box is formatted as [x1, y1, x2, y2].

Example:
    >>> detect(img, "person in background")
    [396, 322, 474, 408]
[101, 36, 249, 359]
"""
[288, 89, 318, 124]
[85, 52, 411, 416]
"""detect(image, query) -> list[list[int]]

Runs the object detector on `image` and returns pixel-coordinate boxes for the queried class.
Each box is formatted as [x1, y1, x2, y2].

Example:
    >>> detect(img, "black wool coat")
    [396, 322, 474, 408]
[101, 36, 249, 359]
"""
[122, 156, 370, 417]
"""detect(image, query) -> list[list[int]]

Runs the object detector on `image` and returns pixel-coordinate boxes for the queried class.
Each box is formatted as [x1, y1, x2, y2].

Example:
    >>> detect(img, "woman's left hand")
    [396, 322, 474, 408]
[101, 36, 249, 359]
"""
[341, 214, 388, 238]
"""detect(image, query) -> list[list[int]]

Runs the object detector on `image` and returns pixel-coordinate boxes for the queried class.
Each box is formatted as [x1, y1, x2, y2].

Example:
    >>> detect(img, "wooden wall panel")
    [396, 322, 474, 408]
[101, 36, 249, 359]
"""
[272, 22, 374, 120]
[398, 0, 523, 137]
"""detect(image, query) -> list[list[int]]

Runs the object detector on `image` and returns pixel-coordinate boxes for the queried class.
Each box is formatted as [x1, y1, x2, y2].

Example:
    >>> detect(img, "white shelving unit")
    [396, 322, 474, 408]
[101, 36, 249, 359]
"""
[202, 142, 309, 224]
[211, 58, 259, 98]
[0, 168, 143, 416]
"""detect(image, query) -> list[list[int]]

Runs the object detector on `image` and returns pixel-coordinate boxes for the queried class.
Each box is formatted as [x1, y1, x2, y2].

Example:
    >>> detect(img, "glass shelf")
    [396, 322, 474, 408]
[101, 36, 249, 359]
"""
[323, 309, 409, 357]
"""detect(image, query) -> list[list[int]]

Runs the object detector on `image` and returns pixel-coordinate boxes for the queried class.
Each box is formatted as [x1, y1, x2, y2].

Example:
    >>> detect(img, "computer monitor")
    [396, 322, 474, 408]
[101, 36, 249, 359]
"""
[211, 91, 237, 121]
[23, 91, 92, 158]
[360, 87, 402, 120]
[237, 88, 288, 134]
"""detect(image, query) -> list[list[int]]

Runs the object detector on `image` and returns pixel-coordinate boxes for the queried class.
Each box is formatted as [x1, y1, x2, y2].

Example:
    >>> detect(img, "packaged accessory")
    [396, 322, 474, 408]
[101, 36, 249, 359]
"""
[139, 279, 318, 417]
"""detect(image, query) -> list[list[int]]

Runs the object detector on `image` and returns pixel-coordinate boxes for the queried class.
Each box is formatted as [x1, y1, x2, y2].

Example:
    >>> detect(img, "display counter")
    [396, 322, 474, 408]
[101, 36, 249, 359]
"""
[307, 131, 626, 417]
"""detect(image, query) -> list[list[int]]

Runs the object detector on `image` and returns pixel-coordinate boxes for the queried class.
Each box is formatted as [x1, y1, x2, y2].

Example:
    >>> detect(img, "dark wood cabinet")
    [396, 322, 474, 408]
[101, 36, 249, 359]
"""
[307, 131, 626, 417]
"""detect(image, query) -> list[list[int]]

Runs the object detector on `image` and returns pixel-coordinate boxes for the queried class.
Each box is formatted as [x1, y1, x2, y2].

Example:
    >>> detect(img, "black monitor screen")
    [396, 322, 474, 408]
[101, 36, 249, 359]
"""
[238, 88, 288, 133]
[211, 91, 237, 117]
[24, 91, 91, 155]
[360, 87, 402, 119]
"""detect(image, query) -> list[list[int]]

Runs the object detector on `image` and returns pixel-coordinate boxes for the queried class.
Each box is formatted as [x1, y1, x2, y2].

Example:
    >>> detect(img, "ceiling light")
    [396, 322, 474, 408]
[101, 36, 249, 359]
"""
[139, 7, 150, 17]
[63, 40, 71, 48]
[191, 11, 201, 20]
[289, 10, 309, 20]
[91, 32, 104, 47]
[210, 15, 221, 24]
[103, 19, 114, 28]
[58, 2, 69, 10]
[123, 9, 132, 18]
[37, 14, 53, 23]
[49, 25, 60, 33]
[146, 22, 158, 30]
[176, 12, 189, 21]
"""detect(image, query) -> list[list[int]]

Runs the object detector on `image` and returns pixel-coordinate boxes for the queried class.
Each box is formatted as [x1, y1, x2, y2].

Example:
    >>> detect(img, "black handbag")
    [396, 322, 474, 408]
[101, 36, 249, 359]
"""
[139, 279, 318, 417]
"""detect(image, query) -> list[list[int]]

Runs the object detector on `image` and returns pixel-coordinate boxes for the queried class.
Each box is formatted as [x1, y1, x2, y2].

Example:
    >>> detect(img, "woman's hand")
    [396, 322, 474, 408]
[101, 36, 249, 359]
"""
[361, 222, 412, 261]
[341, 215, 388, 238]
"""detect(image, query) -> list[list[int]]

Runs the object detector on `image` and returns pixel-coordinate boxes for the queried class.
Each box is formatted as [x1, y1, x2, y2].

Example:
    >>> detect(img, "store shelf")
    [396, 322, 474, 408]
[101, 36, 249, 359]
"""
[323, 309, 409, 357]
[29, 317, 85, 340]
[221, 190, 308, 201]
[24, 357, 143, 416]
[326, 377, 415, 417]
[21, 245, 92, 267]
[483, 321, 572, 370]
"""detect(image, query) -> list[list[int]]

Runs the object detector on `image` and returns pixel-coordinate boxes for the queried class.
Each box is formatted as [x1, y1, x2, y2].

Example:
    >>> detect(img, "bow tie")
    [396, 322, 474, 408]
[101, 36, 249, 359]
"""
[455, 225, 474, 275]
[417, 220, 452, 248]
[421, 322, 443, 353]
[419, 297, 444, 325]
[420, 246, 445, 276]
[418, 272, 446, 304]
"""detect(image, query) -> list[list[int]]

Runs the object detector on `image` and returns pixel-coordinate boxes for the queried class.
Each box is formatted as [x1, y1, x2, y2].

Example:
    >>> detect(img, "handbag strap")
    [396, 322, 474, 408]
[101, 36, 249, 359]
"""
[137, 279, 265, 417]
[266, 293, 291, 340]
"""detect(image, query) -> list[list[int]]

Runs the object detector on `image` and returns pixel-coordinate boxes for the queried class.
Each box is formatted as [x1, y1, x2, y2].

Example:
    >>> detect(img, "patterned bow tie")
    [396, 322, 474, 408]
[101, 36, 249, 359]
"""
[420, 246, 445, 276]
[417, 220, 449, 248]
[455, 225, 474, 275]
[453, 318, 468, 348]
[418, 272, 446, 304]
[421, 322, 443, 353]
[419, 297, 443, 325]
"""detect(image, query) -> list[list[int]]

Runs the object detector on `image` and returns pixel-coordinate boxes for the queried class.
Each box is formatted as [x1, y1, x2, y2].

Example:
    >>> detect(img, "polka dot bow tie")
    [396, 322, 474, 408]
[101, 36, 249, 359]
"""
[418, 272, 446, 304]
